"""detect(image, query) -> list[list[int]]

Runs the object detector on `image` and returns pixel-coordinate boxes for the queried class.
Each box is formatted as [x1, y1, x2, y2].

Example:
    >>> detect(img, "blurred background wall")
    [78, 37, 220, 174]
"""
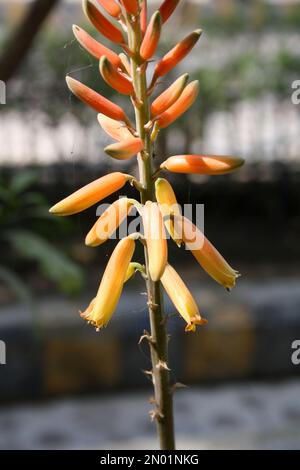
[0, 0, 300, 450]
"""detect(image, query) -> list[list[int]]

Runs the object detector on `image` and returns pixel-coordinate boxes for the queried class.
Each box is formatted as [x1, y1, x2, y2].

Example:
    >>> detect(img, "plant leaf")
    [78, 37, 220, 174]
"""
[10, 170, 38, 194]
[0, 265, 32, 303]
[8, 230, 84, 295]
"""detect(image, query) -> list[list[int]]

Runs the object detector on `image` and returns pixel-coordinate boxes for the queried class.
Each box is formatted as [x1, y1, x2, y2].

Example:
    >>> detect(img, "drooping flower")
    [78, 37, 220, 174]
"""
[155, 178, 182, 246]
[49, 172, 130, 216]
[85, 197, 134, 247]
[176, 215, 240, 289]
[81, 236, 135, 329]
[143, 201, 168, 281]
[161, 263, 207, 332]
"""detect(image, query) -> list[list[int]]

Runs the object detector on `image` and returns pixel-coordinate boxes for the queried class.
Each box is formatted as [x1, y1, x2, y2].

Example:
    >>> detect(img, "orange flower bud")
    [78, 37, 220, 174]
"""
[155, 80, 199, 129]
[143, 201, 168, 281]
[99, 56, 134, 95]
[177, 216, 240, 290]
[161, 263, 207, 332]
[85, 198, 134, 246]
[81, 236, 135, 329]
[151, 73, 189, 117]
[160, 155, 245, 175]
[72, 25, 121, 68]
[66, 76, 129, 122]
[151, 30, 202, 84]
[155, 178, 182, 246]
[121, 0, 139, 16]
[49, 172, 130, 216]
[82, 0, 124, 44]
[97, 114, 133, 141]
[104, 137, 144, 160]
[140, 0, 148, 36]
[96, 0, 121, 18]
[140, 11, 162, 61]
[159, 0, 181, 24]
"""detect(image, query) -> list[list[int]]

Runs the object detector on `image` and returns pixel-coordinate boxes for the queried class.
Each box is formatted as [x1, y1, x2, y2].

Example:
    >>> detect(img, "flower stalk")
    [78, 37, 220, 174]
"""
[50, 0, 244, 451]
[126, 11, 176, 450]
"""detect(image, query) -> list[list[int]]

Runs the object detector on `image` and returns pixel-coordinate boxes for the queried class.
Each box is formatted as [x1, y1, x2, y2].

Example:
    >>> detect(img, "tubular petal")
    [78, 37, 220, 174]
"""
[121, 0, 139, 15]
[82, 0, 124, 44]
[66, 76, 128, 122]
[152, 29, 202, 83]
[151, 73, 189, 117]
[140, 11, 162, 61]
[178, 216, 240, 289]
[49, 172, 130, 216]
[143, 201, 168, 281]
[160, 155, 245, 175]
[155, 178, 182, 246]
[140, 0, 148, 36]
[104, 137, 144, 160]
[72, 25, 122, 67]
[97, 114, 133, 141]
[96, 0, 121, 17]
[159, 0, 181, 24]
[161, 263, 207, 331]
[156, 80, 199, 129]
[100, 56, 134, 95]
[85, 198, 134, 246]
[81, 237, 135, 328]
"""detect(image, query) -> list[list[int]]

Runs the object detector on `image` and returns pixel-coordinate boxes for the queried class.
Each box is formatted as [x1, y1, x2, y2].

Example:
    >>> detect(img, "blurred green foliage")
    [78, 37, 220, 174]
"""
[0, 170, 84, 301]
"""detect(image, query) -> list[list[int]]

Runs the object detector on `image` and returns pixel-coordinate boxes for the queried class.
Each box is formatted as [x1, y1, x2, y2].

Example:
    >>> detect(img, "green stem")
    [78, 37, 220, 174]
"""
[127, 14, 175, 450]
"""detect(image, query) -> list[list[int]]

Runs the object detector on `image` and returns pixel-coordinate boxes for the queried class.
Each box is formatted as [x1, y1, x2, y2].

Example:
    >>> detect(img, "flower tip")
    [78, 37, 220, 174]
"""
[85, 232, 97, 247]
[185, 316, 208, 332]
[49, 204, 60, 215]
[195, 28, 203, 37]
[65, 75, 76, 90]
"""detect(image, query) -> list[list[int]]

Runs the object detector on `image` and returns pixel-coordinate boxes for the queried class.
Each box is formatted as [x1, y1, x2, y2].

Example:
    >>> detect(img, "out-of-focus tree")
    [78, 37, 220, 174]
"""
[0, 0, 60, 82]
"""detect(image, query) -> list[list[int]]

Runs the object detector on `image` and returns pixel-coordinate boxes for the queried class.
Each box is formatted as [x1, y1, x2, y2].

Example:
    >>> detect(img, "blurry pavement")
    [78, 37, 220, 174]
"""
[1, 380, 300, 450]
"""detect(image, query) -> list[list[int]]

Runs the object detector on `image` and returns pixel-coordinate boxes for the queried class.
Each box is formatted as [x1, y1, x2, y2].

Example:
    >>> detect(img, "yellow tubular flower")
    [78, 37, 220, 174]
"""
[85, 198, 134, 247]
[177, 215, 240, 289]
[155, 178, 182, 246]
[143, 201, 168, 281]
[49, 172, 130, 216]
[161, 263, 207, 332]
[80, 236, 135, 329]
